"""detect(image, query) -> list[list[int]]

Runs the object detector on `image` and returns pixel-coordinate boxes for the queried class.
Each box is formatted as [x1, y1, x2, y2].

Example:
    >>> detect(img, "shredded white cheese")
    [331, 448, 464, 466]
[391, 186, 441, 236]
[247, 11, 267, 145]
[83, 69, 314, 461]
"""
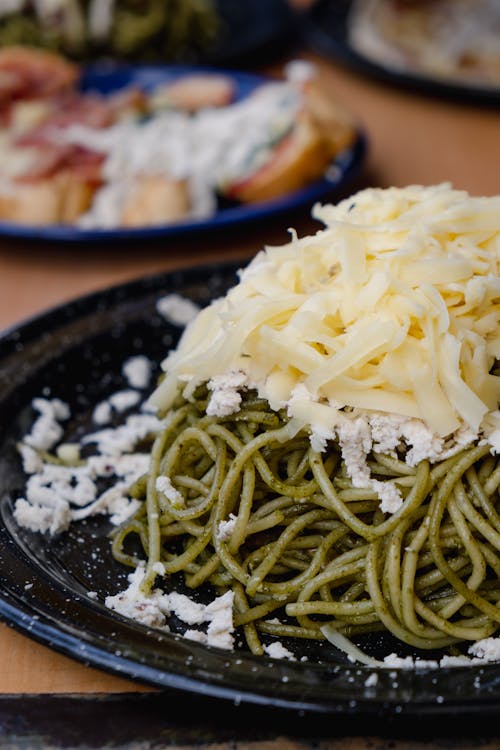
[150, 184, 500, 509]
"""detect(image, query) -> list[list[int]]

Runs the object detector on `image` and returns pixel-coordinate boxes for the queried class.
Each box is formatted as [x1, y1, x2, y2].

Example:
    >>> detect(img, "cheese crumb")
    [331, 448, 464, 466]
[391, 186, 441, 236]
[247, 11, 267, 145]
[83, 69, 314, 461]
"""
[206, 370, 248, 418]
[122, 356, 151, 389]
[105, 565, 235, 649]
[156, 475, 184, 508]
[24, 398, 70, 451]
[263, 641, 297, 661]
[156, 294, 200, 327]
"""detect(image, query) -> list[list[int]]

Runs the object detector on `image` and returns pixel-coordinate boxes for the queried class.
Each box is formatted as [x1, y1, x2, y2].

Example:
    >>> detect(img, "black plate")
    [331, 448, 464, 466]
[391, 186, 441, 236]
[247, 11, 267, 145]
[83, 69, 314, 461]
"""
[305, 0, 500, 105]
[1, 260, 500, 719]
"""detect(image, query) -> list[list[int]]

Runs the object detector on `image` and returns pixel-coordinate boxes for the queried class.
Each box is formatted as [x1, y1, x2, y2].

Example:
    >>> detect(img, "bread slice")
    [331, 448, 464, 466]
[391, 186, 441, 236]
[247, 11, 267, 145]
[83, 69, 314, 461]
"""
[0, 173, 95, 225]
[224, 113, 331, 203]
[221, 75, 357, 205]
[120, 175, 190, 227]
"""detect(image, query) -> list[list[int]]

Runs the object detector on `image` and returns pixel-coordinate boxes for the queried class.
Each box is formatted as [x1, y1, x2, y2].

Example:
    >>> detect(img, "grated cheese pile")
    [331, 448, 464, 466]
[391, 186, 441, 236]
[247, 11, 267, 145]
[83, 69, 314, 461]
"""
[151, 184, 500, 472]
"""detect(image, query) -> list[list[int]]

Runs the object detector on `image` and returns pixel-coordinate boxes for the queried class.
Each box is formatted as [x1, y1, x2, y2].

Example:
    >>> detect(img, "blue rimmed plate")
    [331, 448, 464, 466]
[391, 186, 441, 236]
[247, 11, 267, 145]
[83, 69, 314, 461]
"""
[0, 63, 366, 244]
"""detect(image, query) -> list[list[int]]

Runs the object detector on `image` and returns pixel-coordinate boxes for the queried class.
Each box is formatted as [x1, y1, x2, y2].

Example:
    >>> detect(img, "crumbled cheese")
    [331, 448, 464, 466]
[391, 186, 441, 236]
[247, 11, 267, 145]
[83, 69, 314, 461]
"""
[156, 475, 184, 508]
[105, 565, 235, 649]
[336, 416, 373, 488]
[206, 370, 248, 418]
[401, 420, 445, 467]
[371, 479, 403, 514]
[17, 444, 43, 474]
[156, 294, 201, 327]
[109, 389, 141, 412]
[14, 390, 155, 535]
[105, 564, 171, 629]
[92, 400, 112, 425]
[368, 412, 406, 454]
[382, 653, 439, 670]
[14, 446, 146, 534]
[468, 636, 500, 662]
[83, 413, 163, 456]
[203, 591, 235, 650]
[122, 355, 151, 389]
[216, 513, 238, 542]
[14, 497, 71, 536]
[24, 398, 70, 451]
[382, 640, 500, 669]
[263, 641, 297, 661]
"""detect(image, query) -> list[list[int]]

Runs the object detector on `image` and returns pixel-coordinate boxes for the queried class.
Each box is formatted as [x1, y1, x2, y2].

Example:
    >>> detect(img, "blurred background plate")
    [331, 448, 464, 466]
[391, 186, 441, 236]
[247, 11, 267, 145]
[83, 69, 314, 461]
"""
[0, 0, 301, 67]
[0, 63, 366, 244]
[199, 0, 301, 67]
[304, 0, 500, 105]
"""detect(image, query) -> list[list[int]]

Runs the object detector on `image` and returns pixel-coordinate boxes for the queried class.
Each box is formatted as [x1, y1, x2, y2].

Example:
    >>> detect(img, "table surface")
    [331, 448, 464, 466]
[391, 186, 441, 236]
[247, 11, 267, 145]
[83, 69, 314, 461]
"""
[0, 40, 499, 747]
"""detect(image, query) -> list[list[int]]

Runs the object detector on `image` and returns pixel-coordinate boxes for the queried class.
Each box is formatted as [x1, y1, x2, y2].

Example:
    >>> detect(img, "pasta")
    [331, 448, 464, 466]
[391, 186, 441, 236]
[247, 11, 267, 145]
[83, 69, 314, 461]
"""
[111, 379, 500, 656]
[109, 184, 500, 659]
[14, 183, 500, 663]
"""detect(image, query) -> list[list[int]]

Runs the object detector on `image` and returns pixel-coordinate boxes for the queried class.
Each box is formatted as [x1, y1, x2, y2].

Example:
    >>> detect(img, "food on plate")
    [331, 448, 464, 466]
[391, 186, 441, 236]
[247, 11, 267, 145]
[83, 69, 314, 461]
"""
[224, 75, 355, 204]
[14, 184, 500, 666]
[347, 0, 500, 88]
[0, 45, 78, 105]
[149, 73, 235, 113]
[0, 47, 357, 229]
[0, 171, 95, 225]
[120, 175, 190, 228]
[0, 0, 219, 62]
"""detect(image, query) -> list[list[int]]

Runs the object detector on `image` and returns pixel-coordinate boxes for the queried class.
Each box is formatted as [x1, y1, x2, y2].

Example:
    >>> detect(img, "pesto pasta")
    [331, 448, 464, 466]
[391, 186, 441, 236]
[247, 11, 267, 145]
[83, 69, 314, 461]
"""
[109, 184, 500, 659]
[111, 383, 500, 656]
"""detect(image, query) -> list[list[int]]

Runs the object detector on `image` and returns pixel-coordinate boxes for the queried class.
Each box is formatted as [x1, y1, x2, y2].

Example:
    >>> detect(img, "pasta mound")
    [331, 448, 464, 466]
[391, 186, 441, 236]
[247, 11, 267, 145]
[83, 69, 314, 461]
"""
[122, 184, 500, 658]
[114, 384, 500, 655]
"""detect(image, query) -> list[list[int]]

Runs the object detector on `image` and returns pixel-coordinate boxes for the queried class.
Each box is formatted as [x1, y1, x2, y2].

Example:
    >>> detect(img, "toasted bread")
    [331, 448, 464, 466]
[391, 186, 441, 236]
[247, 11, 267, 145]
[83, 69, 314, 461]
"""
[222, 75, 357, 204]
[224, 113, 334, 204]
[120, 175, 190, 227]
[0, 173, 95, 225]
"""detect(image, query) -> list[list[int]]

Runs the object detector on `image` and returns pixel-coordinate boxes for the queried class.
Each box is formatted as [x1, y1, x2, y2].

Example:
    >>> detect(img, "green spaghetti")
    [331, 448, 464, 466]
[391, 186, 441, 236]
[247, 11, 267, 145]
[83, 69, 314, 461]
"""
[12, 184, 500, 663]
[108, 184, 500, 659]
[111, 383, 500, 656]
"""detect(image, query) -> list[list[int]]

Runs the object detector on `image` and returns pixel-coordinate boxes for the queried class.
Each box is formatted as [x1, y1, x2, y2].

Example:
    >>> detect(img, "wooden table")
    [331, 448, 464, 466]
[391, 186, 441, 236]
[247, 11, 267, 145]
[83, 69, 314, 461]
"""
[0, 45, 499, 747]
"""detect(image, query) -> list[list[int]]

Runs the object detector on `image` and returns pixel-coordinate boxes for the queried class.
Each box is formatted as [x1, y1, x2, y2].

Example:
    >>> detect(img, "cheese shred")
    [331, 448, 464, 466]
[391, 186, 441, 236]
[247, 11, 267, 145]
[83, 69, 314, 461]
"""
[151, 184, 500, 447]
